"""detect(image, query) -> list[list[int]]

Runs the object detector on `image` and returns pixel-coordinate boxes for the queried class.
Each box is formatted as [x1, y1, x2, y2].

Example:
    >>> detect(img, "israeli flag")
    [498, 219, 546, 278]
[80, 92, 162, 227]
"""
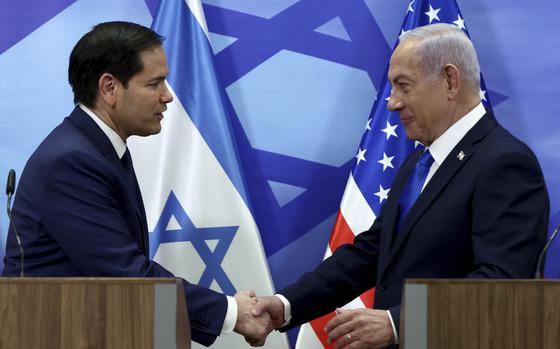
[129, 0, 289, 347]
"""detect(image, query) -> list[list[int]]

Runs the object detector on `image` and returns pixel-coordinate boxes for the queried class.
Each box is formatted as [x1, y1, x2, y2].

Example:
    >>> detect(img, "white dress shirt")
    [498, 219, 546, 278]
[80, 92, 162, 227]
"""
[422, 102, 486, 191]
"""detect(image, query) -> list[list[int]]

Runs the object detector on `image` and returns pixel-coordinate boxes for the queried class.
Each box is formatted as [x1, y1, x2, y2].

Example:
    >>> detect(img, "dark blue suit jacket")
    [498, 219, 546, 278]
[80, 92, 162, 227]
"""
[2, 107, 227, 346]
[280, 112, 549, 342]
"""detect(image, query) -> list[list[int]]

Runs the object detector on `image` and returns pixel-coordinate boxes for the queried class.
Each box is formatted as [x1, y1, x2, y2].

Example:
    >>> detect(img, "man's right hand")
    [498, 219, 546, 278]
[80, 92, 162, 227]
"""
[252, 295, 286, 329]
[233, 290, 273, 346]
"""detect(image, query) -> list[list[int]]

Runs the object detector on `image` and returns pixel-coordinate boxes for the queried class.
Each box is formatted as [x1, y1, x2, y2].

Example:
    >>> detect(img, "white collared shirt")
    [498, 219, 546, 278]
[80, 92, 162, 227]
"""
[422, 102, 486, 191]
[78, 103, 238, 334]
[78, 104, 127, 159]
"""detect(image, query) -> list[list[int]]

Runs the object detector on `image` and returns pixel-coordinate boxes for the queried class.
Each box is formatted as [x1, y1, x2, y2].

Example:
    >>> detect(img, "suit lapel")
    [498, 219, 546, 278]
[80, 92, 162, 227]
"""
[380, 112, 498, 277]
[68, 107, 122, 165]
[68, 107, 150, 257]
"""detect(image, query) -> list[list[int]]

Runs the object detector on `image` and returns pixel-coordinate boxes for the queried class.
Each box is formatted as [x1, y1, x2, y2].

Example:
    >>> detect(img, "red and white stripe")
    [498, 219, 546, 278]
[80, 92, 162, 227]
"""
[295, 174, 376, 349]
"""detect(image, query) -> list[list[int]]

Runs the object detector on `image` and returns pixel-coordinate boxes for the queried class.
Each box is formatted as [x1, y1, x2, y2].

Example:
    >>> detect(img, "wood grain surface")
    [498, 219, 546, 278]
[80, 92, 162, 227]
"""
[403, 280, 560, 349]
[0, 278, 189, 349]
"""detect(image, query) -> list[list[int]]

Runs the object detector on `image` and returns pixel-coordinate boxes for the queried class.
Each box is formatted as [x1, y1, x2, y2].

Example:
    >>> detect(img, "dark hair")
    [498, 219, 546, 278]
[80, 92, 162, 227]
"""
[68, 21, 164, 107]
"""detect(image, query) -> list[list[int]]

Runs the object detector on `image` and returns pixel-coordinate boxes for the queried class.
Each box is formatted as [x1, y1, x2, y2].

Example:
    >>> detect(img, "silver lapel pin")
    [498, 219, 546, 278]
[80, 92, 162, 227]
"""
[457, 151, 465, 161]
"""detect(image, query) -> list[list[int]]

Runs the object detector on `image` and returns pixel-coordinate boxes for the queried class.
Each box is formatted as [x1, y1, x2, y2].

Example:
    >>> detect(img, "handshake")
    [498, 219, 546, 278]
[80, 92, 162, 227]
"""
[232, 290, 396, 348]
[232, 290, 285, 347]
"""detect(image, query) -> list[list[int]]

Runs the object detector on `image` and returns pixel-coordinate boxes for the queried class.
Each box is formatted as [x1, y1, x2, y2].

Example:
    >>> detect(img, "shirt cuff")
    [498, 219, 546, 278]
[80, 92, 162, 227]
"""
[386, 309, 399, 345]
[221, 295, 238, 334]
[275, 294, 292, 326]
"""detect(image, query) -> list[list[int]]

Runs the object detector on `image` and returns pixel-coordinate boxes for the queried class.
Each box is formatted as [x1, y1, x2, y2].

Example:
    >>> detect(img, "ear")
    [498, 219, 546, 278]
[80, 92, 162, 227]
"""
[443, 64, 460, 100]
[97, 73, 119, 107]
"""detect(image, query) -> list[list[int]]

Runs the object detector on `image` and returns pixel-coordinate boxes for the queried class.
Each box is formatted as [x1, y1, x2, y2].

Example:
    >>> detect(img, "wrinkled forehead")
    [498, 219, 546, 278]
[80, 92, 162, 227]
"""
[388, 41, 421, 79]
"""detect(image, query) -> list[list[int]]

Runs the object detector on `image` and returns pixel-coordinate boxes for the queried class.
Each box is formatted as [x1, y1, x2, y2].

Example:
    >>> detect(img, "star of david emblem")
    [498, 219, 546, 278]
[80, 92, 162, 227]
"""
[149, 191, 238, 295]
[200, 1, 510, 257]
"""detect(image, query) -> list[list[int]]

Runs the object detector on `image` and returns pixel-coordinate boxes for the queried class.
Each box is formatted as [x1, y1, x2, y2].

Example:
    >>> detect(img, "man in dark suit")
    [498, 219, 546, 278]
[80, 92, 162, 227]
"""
[2, 21, 271, 347]
[252, 23, 549, 348]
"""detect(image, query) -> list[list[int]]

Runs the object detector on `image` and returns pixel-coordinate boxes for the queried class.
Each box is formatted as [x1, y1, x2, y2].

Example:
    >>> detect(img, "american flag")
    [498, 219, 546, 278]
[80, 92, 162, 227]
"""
[295, 0, 492, 348]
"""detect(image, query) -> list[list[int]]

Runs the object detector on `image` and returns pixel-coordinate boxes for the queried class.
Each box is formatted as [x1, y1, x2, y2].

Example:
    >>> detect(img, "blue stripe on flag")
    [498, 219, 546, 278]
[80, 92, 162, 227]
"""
[152, 0, 249, 205]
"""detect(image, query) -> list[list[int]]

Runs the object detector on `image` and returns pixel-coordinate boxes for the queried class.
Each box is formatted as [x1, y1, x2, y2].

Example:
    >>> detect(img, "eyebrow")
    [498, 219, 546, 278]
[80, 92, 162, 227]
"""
[147, 75, 167, 83]
[389, 74, 411, 83]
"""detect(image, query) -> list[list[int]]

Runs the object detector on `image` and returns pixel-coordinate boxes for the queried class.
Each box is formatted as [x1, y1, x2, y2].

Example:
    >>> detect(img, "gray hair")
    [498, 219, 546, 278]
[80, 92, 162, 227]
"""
[400, 23, 481, 92]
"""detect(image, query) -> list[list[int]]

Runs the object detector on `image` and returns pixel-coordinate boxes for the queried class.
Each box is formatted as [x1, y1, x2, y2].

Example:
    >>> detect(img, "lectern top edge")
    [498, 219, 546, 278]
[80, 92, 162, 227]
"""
[0, 277, 179, 284]
[406, 278, 560, 285]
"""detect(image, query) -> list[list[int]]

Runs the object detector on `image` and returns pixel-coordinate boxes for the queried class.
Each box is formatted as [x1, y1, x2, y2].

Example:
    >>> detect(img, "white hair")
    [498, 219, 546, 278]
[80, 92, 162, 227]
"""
[400, 23, 481, 92]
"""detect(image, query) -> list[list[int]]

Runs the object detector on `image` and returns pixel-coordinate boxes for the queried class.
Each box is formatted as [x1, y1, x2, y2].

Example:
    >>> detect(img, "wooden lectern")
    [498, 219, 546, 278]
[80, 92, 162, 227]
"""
[402, 279, 560, 349]
[0, 278, 190, 349]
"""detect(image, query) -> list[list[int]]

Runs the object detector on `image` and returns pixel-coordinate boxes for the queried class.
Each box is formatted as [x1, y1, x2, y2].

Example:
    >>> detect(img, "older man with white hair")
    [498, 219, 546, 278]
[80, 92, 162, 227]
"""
[252, 23, 549, 348]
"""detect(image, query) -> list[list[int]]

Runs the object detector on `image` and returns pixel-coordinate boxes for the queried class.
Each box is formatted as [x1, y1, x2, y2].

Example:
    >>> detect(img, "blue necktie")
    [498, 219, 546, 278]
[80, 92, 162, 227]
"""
[397, 150, 434, 231]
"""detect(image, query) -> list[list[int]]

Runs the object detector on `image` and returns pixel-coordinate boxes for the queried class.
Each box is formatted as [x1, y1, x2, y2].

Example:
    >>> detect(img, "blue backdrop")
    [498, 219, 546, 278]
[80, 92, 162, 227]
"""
[1, 1, 559, 344]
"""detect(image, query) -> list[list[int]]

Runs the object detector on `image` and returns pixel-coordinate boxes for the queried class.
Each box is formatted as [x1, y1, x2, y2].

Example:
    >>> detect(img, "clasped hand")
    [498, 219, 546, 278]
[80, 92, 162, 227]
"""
[233, 290, 274, 346]
[236, 294, 395, 349]
[234, 292, 286, 346]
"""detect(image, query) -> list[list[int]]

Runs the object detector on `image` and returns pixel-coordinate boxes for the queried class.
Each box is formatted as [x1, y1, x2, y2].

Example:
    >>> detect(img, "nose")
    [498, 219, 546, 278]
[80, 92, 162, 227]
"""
[161, 83, 173, 104]
[386, 94, 403, 112]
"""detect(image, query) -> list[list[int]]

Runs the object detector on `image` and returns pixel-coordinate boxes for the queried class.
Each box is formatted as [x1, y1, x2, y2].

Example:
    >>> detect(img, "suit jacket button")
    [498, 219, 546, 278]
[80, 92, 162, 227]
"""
[379, 283, 388, 291]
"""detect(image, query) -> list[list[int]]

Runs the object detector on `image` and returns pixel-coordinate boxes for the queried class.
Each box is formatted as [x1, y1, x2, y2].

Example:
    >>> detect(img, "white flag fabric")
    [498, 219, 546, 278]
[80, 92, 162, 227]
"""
[129, 0, 289, 347]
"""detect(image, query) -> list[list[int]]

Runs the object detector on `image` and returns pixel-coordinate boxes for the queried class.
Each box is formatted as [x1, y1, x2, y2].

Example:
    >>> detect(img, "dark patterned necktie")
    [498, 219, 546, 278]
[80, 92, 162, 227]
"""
[121, 148, 139, 198]
[121, 148, 148, 256]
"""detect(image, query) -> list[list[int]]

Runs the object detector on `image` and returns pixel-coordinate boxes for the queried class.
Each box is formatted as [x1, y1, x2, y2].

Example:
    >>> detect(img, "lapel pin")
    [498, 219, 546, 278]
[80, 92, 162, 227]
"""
[457, 151, 465, 161]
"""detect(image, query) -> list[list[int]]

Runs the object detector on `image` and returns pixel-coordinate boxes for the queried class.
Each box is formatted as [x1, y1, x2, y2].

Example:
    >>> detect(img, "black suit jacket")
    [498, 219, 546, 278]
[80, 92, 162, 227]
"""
[2, 107, 228, 346]
[280, 112, 549, 342]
